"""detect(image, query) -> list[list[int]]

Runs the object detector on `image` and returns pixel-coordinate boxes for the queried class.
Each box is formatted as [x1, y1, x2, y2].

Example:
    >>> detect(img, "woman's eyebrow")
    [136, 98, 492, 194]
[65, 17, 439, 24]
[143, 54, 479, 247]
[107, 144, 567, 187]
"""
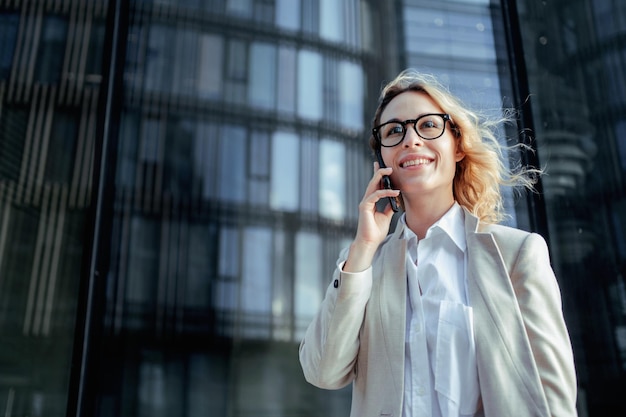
[381, 112, 435, 123]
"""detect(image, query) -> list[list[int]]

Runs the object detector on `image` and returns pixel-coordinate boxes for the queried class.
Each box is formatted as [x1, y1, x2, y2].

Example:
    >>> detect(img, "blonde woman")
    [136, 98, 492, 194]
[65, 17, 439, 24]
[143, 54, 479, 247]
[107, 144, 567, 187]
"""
[299, 70, 578, 417]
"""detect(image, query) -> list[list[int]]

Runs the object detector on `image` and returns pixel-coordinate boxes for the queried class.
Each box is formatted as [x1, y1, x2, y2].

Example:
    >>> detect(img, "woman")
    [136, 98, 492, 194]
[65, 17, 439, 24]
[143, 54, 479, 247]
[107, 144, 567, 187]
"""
[299, 70, 577, 417]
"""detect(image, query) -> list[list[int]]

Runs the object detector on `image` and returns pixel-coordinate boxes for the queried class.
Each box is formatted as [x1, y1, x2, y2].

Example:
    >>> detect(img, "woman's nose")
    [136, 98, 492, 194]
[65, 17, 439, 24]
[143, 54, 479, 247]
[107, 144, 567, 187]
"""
[403, 125, 424, 147]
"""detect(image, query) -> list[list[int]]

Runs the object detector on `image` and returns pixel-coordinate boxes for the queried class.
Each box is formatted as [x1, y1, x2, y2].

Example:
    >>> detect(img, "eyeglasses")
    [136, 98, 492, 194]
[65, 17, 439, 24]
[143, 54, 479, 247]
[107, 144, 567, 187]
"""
[372, 113, 451, 147]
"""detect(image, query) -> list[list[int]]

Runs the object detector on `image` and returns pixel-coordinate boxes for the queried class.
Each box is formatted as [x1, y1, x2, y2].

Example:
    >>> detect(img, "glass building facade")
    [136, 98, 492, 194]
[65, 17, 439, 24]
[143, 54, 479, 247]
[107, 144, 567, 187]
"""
[0, 0, 624, 416]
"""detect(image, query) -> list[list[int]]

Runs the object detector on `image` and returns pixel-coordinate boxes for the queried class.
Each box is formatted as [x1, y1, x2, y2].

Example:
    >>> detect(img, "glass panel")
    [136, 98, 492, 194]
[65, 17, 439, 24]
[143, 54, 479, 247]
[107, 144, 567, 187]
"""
[226, 0, 252, 17]
[294, 231, 322, 340]
[0, 162, 86, 417]
[197, 34, 223, 99]
[86, 18, 106, 83]
[46, 111, 78, 184]
[125, 217, 159, 307]
[277, 46, 297, 114]
[125, 24, 146, 92]
[319, 0, 343, 42]
[172, 29, 198, 97]
[225, 39, 248, 104]
[193, 122, 219, 200]
[184, 224, 215, 309]
[301, 0, 319, 35]
[35, 15, 68, 84]
[241, 227, 272, 315]
[275, 0, 300, 31]
[0, 107, 27, 182]
[248, 131, 270, 206]
[117, 112, 139, 189]
[404, 7, 495, 60]
[516, 0, 626, 414]
[248, 42, 277, 110]
[241, 227, 272, 338]
[300, 134, 319, 214]
[338, 60, 364, 130]
[145, 24, 173, 94]
[216, 226, 239, 311]
[219, 125, 247, 203]
[0, 12, 19, 80]
[297, 50, 323, 120]
[271, 230, 292, 340]
[319, 138, 346, 221]
[270, 131, 299, 211]
[164, 119, 193, 197]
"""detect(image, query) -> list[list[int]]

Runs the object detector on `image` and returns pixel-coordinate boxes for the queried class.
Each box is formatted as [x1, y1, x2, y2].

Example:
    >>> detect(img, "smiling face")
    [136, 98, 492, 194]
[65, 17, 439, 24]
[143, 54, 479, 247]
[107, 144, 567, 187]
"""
[378, 90, 465, 207]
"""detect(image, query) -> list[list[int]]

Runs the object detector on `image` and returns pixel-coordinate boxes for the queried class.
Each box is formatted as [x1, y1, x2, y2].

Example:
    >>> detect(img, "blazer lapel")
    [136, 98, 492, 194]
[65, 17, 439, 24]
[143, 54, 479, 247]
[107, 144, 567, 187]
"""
[464, 210, 549, 416]
[376, 223, 407, 397]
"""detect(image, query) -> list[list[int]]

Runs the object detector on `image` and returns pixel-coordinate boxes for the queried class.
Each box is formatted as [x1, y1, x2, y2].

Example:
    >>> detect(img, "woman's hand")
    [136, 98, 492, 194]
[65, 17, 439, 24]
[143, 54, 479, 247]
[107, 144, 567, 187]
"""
[343, 162, 400, 273]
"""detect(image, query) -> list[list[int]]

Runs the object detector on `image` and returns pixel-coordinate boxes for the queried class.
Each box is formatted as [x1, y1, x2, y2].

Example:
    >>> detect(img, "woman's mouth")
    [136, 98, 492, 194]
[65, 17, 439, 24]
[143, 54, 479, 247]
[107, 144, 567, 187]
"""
[400, 158, 432, 168]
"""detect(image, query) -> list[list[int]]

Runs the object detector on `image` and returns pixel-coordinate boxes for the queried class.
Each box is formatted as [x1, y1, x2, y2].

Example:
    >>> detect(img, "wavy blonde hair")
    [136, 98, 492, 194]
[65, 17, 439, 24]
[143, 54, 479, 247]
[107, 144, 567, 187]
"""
[369, 69, 538, 224]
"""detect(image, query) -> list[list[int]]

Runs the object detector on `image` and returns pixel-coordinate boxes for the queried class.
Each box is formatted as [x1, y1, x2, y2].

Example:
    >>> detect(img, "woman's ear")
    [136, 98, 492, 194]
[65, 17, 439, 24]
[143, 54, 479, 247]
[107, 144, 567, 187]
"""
[454, 135, 465, 162]
[455, 148, 466, 162]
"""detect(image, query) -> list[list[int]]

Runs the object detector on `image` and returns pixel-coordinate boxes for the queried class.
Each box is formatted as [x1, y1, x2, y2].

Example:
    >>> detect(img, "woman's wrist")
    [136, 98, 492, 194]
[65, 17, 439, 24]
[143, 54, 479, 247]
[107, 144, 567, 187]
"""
[343, 240, 379, 273]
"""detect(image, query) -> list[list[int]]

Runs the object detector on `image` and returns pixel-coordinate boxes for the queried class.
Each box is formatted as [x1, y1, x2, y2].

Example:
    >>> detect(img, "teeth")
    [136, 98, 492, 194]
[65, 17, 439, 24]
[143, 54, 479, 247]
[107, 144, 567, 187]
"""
[402, 158, 431, 168]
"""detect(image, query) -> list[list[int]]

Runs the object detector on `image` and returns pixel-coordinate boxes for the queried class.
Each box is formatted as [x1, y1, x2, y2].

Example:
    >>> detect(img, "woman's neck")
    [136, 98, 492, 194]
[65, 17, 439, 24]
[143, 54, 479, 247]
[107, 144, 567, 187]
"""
[403, 196, 455, 239]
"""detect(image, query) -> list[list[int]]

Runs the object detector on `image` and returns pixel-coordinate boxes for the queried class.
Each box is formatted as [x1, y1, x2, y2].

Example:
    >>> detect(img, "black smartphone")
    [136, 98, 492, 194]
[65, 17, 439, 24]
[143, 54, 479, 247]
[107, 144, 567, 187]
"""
[375, 149, 399, 212]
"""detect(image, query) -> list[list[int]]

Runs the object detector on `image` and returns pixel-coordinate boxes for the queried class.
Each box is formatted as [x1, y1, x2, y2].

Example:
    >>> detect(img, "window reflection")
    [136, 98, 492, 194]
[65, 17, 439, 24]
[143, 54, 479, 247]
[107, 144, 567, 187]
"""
[295, 231, 322, 340]
[299, 134, 319, 214]
[216, 226, 239, 312]
[297, 50, 322, 120]
[339, 61, 364, 130]
[270, 131, 300, 211]
[320, 0, 342, 43]
[275, 0, 300, 31]
[219, 125, 246, 203]
[0, 13, 18, 80]
[193, 122, 219, 200]
[172, 29, 199, 97]
[35, 16, 68, 84]
[126, 217, 159, 307]
[248, 131, 271, 206]
[46, 111, 78, 184]
[242, 227, 272, 338]
[197, 34, 224, 99]
[185, 224, 214, 309]
[319, 138, 346, 221]
[277, 46, 297, 114]
[0, 107, 27, 182]
[145, 24, 173, 94]
[248, 42, 277, 110]
[225, 39, 247, 104]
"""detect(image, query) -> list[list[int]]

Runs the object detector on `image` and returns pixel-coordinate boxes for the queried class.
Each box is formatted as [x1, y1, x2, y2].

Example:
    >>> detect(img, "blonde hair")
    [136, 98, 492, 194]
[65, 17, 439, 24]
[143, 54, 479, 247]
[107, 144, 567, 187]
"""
[369, 69, 539, 224]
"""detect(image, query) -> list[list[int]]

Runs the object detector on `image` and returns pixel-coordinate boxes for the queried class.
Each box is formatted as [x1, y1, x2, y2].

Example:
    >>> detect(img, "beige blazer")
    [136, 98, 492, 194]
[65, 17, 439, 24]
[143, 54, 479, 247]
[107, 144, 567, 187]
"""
[299, 209, 577, 417]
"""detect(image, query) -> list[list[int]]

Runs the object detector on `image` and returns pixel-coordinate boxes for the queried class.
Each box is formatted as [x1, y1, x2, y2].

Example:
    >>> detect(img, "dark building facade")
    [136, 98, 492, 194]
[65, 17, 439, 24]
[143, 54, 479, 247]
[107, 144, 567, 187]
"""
[0, 0, 624, 416]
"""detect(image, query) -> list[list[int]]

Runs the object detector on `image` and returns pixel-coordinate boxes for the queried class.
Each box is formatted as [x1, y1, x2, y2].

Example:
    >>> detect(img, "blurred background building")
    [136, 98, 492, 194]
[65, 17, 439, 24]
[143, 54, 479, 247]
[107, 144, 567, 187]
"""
[0, 0, 624, 416]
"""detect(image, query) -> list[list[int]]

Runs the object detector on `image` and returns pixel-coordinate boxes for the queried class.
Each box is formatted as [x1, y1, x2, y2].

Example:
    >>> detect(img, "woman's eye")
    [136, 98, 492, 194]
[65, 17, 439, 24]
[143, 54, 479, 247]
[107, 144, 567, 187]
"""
[419, 119, 437, 129]
[385, 124, 404, 137]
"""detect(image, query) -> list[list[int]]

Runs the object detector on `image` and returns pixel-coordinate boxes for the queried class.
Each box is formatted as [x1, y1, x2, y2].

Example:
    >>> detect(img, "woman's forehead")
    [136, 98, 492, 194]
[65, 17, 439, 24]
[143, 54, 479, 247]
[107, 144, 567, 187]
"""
[380, 90, 442, 121]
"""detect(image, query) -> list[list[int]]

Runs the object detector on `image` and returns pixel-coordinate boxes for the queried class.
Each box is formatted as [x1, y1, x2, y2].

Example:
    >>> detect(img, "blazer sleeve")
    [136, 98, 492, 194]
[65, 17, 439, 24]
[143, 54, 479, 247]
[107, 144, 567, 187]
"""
[298, 249, 373, 390]
[510, 233, 578, 416]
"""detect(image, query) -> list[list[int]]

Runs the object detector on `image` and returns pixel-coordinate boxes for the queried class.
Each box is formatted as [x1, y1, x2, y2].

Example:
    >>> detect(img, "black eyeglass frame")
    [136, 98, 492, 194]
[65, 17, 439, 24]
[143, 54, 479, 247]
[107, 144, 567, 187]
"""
[372, 113, 452, 147]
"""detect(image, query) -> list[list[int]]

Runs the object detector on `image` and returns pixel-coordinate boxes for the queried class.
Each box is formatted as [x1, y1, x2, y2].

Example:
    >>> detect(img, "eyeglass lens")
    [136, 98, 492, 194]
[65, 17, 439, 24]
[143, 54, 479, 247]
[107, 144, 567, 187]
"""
[377, 114, 447, 147]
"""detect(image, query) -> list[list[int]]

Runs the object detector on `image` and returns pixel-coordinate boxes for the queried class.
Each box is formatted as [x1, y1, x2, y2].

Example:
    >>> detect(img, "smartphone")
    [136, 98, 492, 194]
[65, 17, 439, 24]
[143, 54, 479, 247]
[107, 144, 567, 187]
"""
[375, 149, 399, 212]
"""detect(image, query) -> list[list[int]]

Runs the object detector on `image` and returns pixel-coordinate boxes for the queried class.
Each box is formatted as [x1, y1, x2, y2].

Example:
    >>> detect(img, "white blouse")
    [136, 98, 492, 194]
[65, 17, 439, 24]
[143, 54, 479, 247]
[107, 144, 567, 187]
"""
[401, 203, 480, 417]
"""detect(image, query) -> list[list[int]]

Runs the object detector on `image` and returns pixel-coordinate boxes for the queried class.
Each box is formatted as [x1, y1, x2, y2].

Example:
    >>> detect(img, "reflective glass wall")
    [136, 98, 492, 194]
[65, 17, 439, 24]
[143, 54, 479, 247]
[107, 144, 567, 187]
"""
[0, 1, 107, 415]
[91, 0, 382, 416]
[2, 0, 625, 416]
[516, 0, 626, 415]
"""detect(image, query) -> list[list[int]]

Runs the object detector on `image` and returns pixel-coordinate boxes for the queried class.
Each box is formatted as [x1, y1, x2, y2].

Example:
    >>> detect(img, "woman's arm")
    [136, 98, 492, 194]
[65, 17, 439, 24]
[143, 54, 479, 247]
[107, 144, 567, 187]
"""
[300, 163, 397, 389]
[298, 251, 373, 389]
